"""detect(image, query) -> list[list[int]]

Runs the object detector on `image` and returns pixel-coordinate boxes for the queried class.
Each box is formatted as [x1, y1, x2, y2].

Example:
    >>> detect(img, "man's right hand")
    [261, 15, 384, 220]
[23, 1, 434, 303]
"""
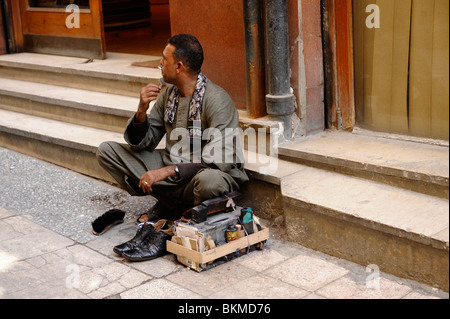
[136, 83, 162, 123]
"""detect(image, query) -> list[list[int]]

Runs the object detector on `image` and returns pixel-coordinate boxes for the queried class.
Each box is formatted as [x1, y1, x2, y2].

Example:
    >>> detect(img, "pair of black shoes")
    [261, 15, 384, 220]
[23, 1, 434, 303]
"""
[113, 219, 173, 262]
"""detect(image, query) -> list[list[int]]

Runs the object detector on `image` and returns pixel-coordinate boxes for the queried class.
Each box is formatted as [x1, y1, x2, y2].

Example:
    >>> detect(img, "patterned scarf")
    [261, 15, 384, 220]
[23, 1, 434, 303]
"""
[164, 72, 208, 124]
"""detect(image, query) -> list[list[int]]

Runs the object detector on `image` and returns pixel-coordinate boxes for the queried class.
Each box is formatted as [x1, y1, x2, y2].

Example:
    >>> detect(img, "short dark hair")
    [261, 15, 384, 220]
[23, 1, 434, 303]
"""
[168, 34, 204, 73]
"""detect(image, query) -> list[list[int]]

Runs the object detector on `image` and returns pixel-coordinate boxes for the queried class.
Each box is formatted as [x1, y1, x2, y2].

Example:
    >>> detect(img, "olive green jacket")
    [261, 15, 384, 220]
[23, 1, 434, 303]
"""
[124, 80, 249, 185]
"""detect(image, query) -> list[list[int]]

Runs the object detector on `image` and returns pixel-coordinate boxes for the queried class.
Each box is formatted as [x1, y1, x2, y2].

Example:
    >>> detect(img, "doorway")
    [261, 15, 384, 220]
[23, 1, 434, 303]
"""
[104, 0, 170, 56]
[353, 0, 449, 140]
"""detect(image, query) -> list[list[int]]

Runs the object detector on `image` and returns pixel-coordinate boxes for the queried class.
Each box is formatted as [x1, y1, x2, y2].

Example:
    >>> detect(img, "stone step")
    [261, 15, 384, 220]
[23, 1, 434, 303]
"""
[0, 78, 139, 133]
[280, 162, 449, 291]
[0, 109, 125, 183]
[243, 149, 449, 291]
[279, 130, 449, 199]
[0, 107, 271, 184]
[238, 111, 282, 156]
[0, 52, 281, 152]
[0, 52, 161, 97]
[0, 77, 280, 148]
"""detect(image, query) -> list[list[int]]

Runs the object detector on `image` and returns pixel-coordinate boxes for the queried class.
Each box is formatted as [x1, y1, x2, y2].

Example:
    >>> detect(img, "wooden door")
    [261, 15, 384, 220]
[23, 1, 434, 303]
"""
[18, 0, 105, 59]
[0, 4, 7, 55]
[353, 0, 449, 140]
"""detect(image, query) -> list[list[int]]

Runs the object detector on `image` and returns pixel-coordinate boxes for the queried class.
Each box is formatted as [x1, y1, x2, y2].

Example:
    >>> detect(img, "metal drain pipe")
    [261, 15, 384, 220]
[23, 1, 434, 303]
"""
[243, 0, 267, 118]
[264, 0, 297, 138]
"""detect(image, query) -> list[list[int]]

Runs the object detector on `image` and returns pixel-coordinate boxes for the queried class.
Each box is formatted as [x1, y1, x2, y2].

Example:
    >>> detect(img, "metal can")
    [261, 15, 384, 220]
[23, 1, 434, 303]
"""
[225, 226, 238, 242]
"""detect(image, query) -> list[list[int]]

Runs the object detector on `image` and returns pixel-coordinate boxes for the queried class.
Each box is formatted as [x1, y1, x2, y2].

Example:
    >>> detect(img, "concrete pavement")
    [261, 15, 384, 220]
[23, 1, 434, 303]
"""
[0, 147, 448, 300]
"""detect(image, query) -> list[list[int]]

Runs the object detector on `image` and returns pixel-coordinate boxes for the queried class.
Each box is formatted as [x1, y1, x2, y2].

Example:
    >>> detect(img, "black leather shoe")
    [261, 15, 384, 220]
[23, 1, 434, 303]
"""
[113, 222, 155, 255]
[122, 222, 173, 262]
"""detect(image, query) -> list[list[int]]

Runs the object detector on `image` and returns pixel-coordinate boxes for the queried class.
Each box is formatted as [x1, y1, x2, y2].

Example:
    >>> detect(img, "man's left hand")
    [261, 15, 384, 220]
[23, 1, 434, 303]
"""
[139, 166, 177, 193]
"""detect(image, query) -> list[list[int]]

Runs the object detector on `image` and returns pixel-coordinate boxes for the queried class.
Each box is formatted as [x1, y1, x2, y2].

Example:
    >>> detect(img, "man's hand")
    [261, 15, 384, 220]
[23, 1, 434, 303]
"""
[139, 165, 177, 193]
[136, 83, 162, 123]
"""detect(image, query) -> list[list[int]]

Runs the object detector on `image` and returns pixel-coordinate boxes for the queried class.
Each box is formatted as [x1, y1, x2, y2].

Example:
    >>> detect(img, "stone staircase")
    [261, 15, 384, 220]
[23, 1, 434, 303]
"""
[0, 52, 153, 183]
[0, 52, 448, 291]
[278, 132, 448, 291]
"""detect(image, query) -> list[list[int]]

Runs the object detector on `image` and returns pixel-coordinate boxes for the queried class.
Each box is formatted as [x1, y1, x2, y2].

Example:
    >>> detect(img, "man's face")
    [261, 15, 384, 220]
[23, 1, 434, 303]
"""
[160, 44, 178, 84]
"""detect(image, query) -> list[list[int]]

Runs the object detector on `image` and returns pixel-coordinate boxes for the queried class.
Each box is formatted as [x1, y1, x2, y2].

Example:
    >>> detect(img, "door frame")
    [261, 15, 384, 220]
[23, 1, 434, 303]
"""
[6, 0, 105, 59]
[322, 0, 355, 131]
[4, 0, 24, 53]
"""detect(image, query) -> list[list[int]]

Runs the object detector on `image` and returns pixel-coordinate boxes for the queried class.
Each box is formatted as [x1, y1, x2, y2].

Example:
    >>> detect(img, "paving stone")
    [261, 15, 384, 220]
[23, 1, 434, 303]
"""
[210, 274, 310, 299]
[120, 278, 202, 299]
[0, 207, 14, 219]
[232, 247, 291, 272]
[316, 273, 412, 299]
[127, 254, 182, 278]
[6, 282, 89, 299]
[402, 290, 446, 299]
[0, 260, 44, 296]
[79, 261, 150, 298]
[166, 262, 258, 297]
[0, 216, 74, 260]
[264, 254, 350, 292]
[0, 219, 23, 242]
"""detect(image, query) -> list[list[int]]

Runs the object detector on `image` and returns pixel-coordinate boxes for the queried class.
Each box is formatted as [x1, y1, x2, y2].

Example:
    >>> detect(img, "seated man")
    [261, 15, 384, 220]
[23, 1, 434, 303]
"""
[97, 34, 248, 223]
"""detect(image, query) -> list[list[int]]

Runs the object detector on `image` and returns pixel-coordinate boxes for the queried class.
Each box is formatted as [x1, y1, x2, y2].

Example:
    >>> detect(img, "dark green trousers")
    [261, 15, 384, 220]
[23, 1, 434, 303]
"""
[96, 141, 239, 208]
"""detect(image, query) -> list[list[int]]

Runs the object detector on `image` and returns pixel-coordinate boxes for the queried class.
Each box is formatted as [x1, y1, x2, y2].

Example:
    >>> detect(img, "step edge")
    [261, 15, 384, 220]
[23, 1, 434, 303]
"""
[0, 60, 158, 83]
[0, 122, 105, 153]
[0, 110, 124, 150]
[0, 84, 138, 118]
[278, 147, 449, 187]
[281, 185, 449, 251]
[0, 110, 166, 151]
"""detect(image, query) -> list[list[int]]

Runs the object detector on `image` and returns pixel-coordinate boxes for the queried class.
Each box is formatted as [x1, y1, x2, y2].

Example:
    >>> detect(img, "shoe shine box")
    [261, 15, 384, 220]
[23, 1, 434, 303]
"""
[167, 207, 269, 272]
[180, 209, 241, 245]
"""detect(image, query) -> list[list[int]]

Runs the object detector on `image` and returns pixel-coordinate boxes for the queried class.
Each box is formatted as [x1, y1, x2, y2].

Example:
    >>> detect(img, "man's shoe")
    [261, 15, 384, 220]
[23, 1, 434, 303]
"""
[122, 221, 173, 262]
[113, 219, 169, 255]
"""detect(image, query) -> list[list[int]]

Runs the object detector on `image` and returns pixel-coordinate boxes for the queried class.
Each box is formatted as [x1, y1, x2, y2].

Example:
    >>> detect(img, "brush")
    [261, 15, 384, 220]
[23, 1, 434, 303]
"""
[91, 209, 126, 236]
